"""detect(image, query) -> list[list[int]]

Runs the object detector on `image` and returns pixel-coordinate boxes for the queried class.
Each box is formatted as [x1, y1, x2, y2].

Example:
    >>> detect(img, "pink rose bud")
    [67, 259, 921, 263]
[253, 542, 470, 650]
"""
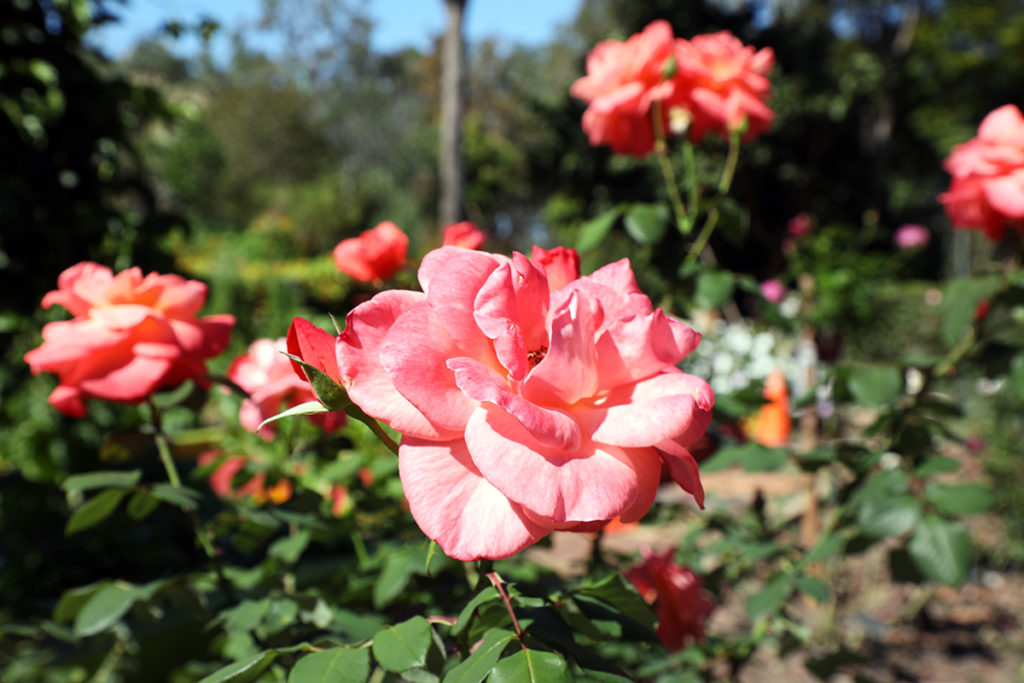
[625, 549, 715, 651]
[442, 221, 486, 250]
[759, 278, 786, 303]
[23, 262, 234, 417]
[787, 212, 812, 238]
[332, 221, 409, 283]
[531, 245, 581, 291]
[893, 224, 931, 249]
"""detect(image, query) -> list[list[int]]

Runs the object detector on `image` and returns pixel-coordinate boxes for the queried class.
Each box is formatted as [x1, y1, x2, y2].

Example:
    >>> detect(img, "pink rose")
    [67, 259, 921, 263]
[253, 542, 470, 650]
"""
[893, 224, 931, 249]
[759, 278, 786, 303]
[570, 20, 678, 156]
[672, 31, 774, 142]
[442, 221, 486, 250]
[787, 212, 812, 239]
[939, 104, 1024, 241]
[333, 221, 409, 282]
[530, 245, 581, 291]
[227, 337, 344, 439]
[625, 548, 715, 651]
[198, 452, 293, 505]
[335, 246, 713, 560]
[24, 262, 234, 417]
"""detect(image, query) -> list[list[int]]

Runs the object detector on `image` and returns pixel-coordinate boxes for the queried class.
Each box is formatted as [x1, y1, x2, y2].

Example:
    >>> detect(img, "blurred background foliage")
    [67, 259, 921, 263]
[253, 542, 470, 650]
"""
[3, 0, 1024, 676]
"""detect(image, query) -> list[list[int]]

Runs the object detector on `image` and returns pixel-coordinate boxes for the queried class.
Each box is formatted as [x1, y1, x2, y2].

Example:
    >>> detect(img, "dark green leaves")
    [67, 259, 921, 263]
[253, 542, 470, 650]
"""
[62, 469, 141, 492]
[693, 270, 735, 310]
[288, 647, 370, 683]
[65, 488, 129, 536]
[443, 629, 514, 683]
[924, 482, 996, 516]
[372, 616, 432, 673]
[489, 649, 570, 683]
[623, 203, 668, 245]
[907, 516, 972, 586]
[846, 365, 903, 407]
[576, 207, 622, 252]
[856, 496, 921, 539]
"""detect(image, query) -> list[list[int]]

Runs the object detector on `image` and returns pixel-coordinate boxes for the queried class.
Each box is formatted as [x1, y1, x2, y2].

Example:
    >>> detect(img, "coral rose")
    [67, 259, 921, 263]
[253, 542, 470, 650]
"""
[570, 20, 678, 156]
[335, 245, 713, 560]
[939, 104, 1024, 241]
[333, 221, 409, 282]
[672, 31, 774, 142]
[625, 548, 715, 651]
[227, 337, 344, 439]
[442, 221, 486, 250]
[24, 262, 234, 417]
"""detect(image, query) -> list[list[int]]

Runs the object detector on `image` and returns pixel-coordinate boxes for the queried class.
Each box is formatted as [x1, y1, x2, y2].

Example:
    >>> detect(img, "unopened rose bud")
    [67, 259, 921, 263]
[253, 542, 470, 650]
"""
[668, 106, 692, 136]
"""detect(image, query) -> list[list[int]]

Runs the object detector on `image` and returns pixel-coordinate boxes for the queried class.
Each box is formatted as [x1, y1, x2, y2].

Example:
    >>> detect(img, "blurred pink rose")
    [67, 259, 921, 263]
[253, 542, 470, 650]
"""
[672, 31, 774, 142]
[198, 452, 293, 505]
[227, 337, 344, 439]
[939, 104, 1024, 241]
[334, 245, 713, 560]
[570, 20, 678, 156]
[626, 548, 715, 651]
[530, 245, 581, 291]
[893, 224, 931, 249]
[759, 278, 786, 303]
[24, 262, 234, 417]
[787, 212, 812, 239]
[442, 221, 486, 250]
[333, 221, 409, 282]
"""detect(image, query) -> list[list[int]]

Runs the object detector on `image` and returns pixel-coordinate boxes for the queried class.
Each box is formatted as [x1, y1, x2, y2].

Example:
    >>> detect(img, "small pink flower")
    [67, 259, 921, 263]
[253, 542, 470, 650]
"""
[787, 212, 812, 239]
[531, 245, 581, 292]
[625, 549, 715, 651]
[24, 262, 234, 417]
[227, 337, 344, 439]
[759, 278, 786, 303]
[333, 221, 409, 282]
[334, 245, 713, 560]
[893, 224, 931, 249]
[939, 104, 1024, 241]
[443, 221, 486, 250]
[672, 31, 774, 142]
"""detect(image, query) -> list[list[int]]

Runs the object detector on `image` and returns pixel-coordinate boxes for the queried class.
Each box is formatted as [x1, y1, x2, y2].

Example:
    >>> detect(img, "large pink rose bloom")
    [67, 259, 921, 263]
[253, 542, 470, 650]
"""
[939, 104, 1024, 241]
[24, 262, 234, 417]
[672, 31, 774, 142]
[570, 20, 678, 156]
[227, 337, 345, 439]
[336, 246, 712, 560]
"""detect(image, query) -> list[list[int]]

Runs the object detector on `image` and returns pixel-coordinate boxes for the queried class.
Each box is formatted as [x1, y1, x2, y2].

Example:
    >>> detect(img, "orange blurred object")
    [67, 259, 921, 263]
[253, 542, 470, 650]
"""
[745, 369, 791, 447]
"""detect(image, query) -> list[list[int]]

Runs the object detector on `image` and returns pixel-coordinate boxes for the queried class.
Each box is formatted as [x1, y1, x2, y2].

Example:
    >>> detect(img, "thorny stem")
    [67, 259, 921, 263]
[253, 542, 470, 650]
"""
[487, 572, 524, 644]
[651, 101, 691, 235]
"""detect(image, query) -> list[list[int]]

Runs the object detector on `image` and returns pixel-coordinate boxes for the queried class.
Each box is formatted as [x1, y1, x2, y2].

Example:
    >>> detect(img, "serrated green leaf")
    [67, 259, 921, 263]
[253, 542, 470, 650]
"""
[288, 647, 369, 683]
[65, 488, 127, 536]
[576, 207, 621, 252]
[257, 400, 329, 432]
[61, 469, 141, 492]
[925, 482, 996, 516]
[442, 628, 514, 683]
[857, 495, 921, 539]
[908, 516, 972, 587]
[372, 616, 432, 673]
[846, 365, 903, 407]
[198, 651, 277, 683]
[623, 203, 668, 245]
[693, 270, 735, 310]
[489, 649, 570, 683]
[745, 576, 793, 622]
[125, 490, 160, 520]
[73, 582, 138, 637]
[452, 587, 499, 636]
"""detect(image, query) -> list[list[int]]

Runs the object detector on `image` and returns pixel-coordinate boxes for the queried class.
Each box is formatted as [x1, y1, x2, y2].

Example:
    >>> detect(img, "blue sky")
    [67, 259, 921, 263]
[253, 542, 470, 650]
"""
[92, 0, 584, 59]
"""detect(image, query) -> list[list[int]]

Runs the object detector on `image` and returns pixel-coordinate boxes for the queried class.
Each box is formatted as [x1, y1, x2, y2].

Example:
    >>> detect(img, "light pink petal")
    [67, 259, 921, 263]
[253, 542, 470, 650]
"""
[89, 304, 160, 330]
[655, 439, 705, 508]
[578, 370, 714, 448]
[523, 291, 600, 405]
[982, 170, 1024, 218]
[978, 104, 1024, 147]
[336, 290, 453, 440]
[49, 385, 86, 417]
[399, 437, 550, 560]
[24, 320, 129, 371]
[595, 310, 701, 388]
[417, 247, 505, 296]
[78, 354, 174, 402]
[153, 279, 207, 318]
[375, 295, 481, 434]
[466, 404, 658, 523]
[447, 357, 580, 451]
[421, 250, 505, 362]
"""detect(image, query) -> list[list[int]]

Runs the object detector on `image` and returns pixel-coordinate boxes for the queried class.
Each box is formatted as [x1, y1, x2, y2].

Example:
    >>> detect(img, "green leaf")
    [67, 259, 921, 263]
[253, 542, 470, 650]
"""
[373, 547, 420, 609]
[443, 628, 515, 683]
[54, 582, 106, 624]
[489, 649, 570, 683]
[794, 576, 829, 602]
[61, 469, 141, 492]
[65, 488, 128, 536]
[846, 365, 903, 407]
[693, 270, 734, 310]
[269, 530, 312, 565]
[856, 496, 921, 539]
[1008, 353, 1024, 400]
[939, 277, 1000, 346]
[575, 573, 656, 632]
[150, 483, 200, 510]
[576, 207, 621, 252]
[700, 441, 788, 473]
[125, 491, 160, 520]
[288, 647, 369, 683]
[623, 203, 668, 245]
[283, 352, 350, 412]
[451, 587, 499, 636]
[222, 598, 271, 634]
[745, 576, 793, 622]
[907, 515, 972, 587]
[198, 651, 278, 683]
[915, 457, 960, 476]
[925, 482, 996, 517]
[73, 582, 138, 637]
[257, 400, 329, 432]
[797, 532, 848, 568]
[372, 616, 432, 673]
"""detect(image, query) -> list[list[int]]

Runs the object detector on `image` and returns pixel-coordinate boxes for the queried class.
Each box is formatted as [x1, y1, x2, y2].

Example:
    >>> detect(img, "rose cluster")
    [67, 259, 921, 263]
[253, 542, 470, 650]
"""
[294, 245, 713, 560]
[570, 20, 774, 156]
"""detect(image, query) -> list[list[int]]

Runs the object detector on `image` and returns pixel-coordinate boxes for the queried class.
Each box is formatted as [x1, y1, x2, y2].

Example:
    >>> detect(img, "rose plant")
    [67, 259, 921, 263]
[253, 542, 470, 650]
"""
[333, 220, 409, 282]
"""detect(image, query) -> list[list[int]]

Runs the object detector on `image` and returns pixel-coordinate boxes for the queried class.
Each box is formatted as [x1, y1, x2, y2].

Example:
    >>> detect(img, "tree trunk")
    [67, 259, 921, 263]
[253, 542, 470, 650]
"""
[439, 0, 466, 230]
